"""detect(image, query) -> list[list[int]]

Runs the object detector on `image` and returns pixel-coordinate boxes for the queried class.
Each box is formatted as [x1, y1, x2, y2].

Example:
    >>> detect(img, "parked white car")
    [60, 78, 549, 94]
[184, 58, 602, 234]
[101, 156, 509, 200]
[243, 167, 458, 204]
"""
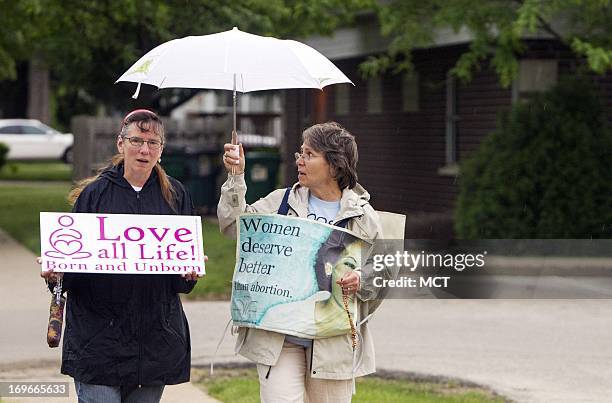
[0, 119, 73, 163]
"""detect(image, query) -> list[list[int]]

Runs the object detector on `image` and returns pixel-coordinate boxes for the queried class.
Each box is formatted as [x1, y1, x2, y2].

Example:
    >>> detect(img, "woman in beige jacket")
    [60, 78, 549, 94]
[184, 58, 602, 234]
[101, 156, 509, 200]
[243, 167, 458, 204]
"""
[218, 122, 392, 403]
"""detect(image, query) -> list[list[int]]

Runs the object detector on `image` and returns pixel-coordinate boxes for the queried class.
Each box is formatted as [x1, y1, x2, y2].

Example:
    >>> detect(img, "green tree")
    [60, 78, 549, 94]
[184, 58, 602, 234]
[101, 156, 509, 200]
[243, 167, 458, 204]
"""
[455, 78, 612, 238]
[363, 0, 612, 86]
[0, 0, 370, 126]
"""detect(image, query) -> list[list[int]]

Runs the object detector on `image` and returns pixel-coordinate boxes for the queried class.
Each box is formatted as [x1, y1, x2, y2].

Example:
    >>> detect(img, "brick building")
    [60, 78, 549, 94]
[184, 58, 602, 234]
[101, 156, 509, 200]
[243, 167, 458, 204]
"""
[281, 21, 612, 238]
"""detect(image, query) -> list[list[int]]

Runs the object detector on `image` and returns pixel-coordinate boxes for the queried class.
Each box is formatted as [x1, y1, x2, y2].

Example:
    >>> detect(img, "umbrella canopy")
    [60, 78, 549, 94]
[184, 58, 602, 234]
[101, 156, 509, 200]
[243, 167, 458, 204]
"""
[116, 27, 353, 95]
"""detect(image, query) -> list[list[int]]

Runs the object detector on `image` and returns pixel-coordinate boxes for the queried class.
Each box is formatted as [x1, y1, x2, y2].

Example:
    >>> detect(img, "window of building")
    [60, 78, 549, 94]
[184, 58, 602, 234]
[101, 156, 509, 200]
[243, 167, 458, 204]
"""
[335, 84, 350, 115]
[438, 72, 459, 177]
[513, 59, 558, 101]
[367, 76, 382, 114]
[402, 72, 420, 112]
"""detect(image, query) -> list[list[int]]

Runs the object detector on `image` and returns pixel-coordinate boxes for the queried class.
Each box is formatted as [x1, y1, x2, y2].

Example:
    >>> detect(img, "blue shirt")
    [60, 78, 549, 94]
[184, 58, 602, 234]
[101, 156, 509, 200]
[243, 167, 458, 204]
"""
[285, 194, 341, 348]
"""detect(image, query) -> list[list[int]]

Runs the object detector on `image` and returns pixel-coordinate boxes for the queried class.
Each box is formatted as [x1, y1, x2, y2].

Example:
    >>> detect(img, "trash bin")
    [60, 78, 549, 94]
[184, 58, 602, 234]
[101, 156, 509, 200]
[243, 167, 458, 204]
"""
[162, 145, 222, 213]
[244, 151, 281, 203]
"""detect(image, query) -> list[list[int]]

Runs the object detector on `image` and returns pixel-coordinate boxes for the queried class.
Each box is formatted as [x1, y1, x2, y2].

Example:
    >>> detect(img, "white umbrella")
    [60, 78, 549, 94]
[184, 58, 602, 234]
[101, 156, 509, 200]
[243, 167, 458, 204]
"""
[116, 27, 353, 138]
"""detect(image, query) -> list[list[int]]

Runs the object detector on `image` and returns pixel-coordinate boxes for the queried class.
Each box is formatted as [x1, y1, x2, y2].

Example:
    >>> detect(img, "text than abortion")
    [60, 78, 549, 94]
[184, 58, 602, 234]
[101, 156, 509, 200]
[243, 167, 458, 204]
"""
[234, 281, 291, 298]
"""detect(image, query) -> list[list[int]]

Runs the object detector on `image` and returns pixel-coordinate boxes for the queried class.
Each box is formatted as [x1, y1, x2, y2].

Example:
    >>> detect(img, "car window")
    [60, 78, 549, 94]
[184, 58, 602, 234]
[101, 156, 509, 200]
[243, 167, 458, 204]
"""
[0, 126, 23, 134]
[20, 125, 47, 135]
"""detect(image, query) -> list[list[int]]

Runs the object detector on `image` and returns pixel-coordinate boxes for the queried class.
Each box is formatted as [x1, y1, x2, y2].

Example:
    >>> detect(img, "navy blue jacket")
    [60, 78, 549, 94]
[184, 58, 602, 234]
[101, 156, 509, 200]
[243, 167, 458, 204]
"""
[59, 163, 197, 386]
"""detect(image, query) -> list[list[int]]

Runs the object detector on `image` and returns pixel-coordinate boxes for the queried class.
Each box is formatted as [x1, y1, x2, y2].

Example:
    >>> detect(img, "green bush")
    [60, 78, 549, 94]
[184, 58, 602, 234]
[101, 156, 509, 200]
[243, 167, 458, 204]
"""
[0, 142, 8, 170]
[456, 78, 612, 238]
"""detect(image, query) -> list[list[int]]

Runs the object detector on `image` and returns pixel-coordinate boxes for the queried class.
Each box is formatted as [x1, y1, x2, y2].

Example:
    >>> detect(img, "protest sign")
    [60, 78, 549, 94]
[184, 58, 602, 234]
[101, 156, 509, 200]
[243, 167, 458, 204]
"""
[231, 214, 371, 339]
[40, 212, 205, 275]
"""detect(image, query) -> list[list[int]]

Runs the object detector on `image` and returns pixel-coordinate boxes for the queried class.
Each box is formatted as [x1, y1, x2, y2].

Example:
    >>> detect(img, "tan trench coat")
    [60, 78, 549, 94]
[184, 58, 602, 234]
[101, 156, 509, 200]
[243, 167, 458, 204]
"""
[217, 173, 392, 380]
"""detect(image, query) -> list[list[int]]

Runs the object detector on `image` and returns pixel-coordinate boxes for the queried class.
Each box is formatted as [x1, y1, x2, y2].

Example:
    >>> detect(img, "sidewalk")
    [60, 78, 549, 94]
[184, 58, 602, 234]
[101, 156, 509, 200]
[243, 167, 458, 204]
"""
[185, 300, 612, 403]
[0, 229, 219, 403]
[4, 228, 612, 402]
[0, 363, 219, 403]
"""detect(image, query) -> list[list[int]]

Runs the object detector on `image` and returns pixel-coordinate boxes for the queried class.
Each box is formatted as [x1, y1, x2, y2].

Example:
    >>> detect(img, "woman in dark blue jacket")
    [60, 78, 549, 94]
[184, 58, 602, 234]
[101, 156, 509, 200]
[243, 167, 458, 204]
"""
[43, 109, 202, 403]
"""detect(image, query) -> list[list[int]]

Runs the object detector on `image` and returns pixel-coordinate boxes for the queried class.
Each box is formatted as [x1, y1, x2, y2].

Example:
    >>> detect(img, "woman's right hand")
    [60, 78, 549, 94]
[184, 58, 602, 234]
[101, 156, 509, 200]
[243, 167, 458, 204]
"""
[223, 143, 245, 174]
[38, 257, 63, 283]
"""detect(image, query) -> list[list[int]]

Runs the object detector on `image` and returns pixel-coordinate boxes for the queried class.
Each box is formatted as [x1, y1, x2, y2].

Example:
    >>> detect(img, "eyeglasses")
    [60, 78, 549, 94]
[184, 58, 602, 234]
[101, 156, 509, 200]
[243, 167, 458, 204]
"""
[123, 136, 163, 150]
[294, 151, 316, 162]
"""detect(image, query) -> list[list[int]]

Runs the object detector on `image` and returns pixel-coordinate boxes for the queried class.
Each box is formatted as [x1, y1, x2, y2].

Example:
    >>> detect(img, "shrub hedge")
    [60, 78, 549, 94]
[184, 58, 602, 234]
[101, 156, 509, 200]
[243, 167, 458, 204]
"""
[456, 78, 612, 238]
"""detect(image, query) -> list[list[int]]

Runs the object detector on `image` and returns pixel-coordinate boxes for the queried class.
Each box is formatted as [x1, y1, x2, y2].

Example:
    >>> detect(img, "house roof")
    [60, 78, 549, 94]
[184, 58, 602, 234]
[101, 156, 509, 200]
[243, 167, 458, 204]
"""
[303, 18, 561, 61]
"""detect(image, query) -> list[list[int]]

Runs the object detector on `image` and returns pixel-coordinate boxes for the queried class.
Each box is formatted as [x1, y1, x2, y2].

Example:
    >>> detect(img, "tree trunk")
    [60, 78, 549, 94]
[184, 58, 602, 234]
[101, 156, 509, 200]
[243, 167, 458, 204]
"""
[27, 54, 51, 124]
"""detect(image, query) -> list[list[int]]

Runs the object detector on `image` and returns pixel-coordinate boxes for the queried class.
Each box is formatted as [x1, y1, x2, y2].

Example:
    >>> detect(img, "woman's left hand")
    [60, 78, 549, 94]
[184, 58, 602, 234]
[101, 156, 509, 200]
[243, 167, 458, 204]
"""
[182, 255, 208, 281]
[337, 271, 360, 295]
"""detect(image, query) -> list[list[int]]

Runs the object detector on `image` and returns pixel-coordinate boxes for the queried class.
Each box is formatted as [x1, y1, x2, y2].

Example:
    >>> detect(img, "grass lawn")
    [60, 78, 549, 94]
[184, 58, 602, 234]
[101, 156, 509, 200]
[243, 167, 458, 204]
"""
[194, 369, 507, 403]
[0, 183, 72, 253]
[0, 182, 236, 299]
[187, 219, 236, 300]
[0, 161, 72, 181]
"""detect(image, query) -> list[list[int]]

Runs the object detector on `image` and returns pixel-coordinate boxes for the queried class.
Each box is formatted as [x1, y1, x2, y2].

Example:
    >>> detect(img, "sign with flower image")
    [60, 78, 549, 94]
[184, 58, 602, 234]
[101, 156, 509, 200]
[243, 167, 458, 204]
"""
[40, 212, 205, 275]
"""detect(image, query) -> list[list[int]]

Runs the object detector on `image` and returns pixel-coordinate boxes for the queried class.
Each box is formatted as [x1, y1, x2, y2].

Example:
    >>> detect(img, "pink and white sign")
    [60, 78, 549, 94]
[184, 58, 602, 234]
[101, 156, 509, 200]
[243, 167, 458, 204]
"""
[40, 212, 205, 275]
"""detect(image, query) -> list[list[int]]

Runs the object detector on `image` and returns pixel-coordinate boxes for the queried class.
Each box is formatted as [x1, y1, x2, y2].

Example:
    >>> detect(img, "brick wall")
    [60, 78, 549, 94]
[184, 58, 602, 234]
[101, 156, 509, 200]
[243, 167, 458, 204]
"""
[282, 41, 612, 238]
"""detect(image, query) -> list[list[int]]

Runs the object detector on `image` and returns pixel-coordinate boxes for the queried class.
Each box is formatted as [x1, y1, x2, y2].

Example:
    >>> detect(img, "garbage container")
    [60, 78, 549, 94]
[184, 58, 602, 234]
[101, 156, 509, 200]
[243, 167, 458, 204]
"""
[161, 145, 222, 213]
[244, 151, 281, 203]
[160, 145, 189, 181]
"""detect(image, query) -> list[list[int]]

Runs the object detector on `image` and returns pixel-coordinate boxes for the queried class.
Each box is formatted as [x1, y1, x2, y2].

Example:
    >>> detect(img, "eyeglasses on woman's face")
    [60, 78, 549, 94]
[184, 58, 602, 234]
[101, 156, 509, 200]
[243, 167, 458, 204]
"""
[122, 136, 163, 150]
[294, 150, 318, 162]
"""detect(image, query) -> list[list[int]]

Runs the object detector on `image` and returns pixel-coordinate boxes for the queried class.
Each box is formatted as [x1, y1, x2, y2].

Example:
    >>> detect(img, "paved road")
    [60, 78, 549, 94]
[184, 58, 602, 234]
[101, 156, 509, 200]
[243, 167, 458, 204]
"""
[186, 299, 612, 403]
[3, 228, 612, 402]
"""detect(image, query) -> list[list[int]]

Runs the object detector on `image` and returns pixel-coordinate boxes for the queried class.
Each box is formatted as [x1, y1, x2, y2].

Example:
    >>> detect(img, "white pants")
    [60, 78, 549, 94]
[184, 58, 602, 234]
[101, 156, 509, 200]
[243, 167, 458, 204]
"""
[257, 342, 353, 403]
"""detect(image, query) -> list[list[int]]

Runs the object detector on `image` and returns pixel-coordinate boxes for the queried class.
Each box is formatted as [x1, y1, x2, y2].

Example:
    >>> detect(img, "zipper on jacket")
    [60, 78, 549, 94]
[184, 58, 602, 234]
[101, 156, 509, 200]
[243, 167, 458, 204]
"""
[309, 343, 315, 375]
[137, 305, 143, 385]
[137, 264, 145, 385]
[135, 189, 143, 385]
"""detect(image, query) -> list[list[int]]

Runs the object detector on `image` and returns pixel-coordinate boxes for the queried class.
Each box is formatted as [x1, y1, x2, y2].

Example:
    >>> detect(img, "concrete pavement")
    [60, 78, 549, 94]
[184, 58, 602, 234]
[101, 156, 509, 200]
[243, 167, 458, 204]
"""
[0, 229, 219, 403]
[185, 299, 612, 403]
[3, 228, 612, 402]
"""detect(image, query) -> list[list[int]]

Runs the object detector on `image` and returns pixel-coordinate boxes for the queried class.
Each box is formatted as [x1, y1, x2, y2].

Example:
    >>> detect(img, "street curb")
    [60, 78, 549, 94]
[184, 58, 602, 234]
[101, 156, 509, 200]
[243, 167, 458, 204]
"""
[192, 361, 514, 402]
[480, 256, 612, 276]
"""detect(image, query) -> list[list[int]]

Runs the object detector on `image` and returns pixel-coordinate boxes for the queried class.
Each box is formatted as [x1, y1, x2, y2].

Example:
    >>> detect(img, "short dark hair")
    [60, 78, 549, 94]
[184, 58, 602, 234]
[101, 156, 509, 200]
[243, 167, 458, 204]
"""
[302, 122, 358, 190]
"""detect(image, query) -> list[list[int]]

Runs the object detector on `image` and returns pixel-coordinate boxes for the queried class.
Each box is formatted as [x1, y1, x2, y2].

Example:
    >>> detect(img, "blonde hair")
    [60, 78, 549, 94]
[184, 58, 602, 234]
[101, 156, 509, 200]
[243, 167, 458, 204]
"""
[68, 110, 178, 211]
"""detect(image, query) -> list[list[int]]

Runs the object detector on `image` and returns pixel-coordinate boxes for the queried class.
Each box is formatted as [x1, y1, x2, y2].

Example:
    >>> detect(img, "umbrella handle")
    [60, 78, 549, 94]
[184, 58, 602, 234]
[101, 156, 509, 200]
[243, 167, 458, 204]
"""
[230, 130, 238, 175]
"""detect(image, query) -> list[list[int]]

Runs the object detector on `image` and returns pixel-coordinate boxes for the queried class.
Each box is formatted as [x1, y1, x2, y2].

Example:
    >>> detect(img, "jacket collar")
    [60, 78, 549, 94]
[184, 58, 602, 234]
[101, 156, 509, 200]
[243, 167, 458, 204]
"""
[100, 163, 158, 191]
[287, 182, 371, 222]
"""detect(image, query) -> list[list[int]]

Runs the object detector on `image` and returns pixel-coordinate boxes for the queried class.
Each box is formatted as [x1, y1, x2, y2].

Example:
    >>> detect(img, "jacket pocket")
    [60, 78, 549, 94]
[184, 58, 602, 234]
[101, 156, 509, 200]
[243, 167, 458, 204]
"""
[162, 302, 187, 347]
[78, 318, 115, 355]
[311, 334, 355, 378]
[235, 327, 248, 354]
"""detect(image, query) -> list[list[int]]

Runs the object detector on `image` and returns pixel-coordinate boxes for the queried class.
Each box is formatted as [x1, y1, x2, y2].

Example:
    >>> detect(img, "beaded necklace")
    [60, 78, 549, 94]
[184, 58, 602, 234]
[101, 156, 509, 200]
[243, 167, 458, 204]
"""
[342, 292, 357, 350]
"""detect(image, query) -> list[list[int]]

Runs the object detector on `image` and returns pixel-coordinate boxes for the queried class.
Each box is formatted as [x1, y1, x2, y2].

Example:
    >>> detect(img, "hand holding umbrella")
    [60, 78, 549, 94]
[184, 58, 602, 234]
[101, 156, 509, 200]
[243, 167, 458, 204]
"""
[223, 142, 244, 175]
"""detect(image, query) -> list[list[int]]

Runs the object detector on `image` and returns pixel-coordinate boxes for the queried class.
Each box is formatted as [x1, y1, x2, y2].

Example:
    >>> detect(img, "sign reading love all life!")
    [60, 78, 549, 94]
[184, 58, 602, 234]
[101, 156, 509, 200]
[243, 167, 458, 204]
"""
[40, 212, 205, 275]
